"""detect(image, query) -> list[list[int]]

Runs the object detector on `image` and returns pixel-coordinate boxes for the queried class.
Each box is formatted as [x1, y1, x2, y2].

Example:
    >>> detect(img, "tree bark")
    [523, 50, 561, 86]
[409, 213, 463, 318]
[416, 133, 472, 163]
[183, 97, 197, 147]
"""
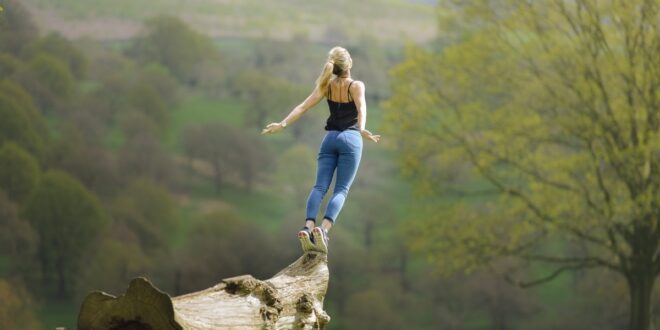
[78, 252, 330, 330]
[627, 271, 656, 330]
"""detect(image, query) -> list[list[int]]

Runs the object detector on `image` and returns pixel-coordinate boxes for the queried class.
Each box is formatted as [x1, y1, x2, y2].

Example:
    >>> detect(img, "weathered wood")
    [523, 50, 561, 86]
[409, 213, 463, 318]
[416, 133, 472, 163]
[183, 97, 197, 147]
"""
[78, 252, 330, 330]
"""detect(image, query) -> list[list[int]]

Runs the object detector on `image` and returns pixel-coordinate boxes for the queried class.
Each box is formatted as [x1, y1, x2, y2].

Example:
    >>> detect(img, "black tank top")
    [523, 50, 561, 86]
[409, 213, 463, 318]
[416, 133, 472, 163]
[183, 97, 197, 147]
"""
[325, 80, 359, 131]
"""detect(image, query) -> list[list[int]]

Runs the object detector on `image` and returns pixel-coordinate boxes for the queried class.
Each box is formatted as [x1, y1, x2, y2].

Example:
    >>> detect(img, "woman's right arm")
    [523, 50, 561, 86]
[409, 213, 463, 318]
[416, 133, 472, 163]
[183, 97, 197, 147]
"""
[261, 87, 325, 135]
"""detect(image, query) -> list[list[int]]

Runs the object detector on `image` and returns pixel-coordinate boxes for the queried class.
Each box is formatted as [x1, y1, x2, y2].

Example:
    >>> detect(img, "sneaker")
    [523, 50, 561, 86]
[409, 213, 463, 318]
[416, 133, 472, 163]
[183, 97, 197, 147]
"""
[312, 226, 329, 254]
[297, 227, 315, 252]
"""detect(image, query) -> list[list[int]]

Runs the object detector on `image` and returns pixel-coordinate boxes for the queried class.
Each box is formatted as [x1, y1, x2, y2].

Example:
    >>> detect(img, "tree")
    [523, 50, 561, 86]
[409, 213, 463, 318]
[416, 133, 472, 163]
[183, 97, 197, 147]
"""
[237, 70, 304, 130]
[17, 53, 75, 111]
[126, 16, 218, 85]
[0, 279, 41, 330]
[111, 178, 178, 253]
[20, 170, 109, 300]
[250, 37, 319, 84]
[0, 142, 40, 202]
[0, 53, 22, 79]
[75, 237, 152, 302]
[384, 1, 659, 329]
[0, 82, 47, 158]
[276, 144, 316, 208]
[125, 64, 179, 132]
[45, 124, 120, 198]
[182, 122, 271, 192]
[0, 80, 49, 141]
[135, 63, 179, 109]
[174, 210, 281, 294]
[127, 83, 169, 130]
[0, 0, 38, 55]
[348, 35, 394, 103]
[78, 62, 178, 141]
[232, 131, 273, 191]
[22, 32, 87, 79]
[118, 127, 176, 185]
[0, 191, 38, 278]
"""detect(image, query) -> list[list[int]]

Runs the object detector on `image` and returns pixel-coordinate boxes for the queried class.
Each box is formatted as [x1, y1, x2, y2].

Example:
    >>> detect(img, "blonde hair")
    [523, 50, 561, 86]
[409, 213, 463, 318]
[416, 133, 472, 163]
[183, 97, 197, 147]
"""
[315, 46, 352, 96]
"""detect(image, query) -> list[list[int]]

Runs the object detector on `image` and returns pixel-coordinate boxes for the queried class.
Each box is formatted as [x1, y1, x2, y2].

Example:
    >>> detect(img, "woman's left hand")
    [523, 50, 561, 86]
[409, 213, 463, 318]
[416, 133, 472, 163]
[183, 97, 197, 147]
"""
[360, 129, 381, 143]
[261, 122, 284, 135]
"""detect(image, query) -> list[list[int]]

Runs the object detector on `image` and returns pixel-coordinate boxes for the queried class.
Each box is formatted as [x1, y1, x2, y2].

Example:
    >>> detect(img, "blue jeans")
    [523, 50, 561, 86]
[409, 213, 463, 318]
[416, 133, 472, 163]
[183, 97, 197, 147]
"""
[305, 130, 363, 223]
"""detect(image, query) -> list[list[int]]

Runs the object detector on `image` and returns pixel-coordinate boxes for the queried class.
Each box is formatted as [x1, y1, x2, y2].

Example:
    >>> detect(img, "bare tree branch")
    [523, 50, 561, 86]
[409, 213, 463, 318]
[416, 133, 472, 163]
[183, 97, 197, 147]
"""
[504, 263, 600, 288]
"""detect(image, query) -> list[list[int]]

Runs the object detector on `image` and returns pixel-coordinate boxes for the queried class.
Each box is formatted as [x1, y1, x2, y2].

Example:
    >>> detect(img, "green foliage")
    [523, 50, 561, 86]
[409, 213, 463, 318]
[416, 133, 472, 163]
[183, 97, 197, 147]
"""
[347, 35, 393, 103]
[82, 73, 132, 126]
[276, 144, 316, 207]
[28, 53, 75, 98]
[385, 0, 658, 327]
[21, 170, 109, 299]
[45, 127, 119, 198]
[23, 32, 87, 79]
[117, 129, 176, 184]
[0, 80, 49, 139]
[182, 121, 272, 192]
[0, 191, 38, 273]
[137, 63, 179, 109]
[18, 53, 76, 111]
[0, 53, 22, 78]
[0, 82, 47, 157]
[127, 83, 168, 129]
[342, 289, 405, 330]
[126, 16, 218, 85]
[165, 95, 245, 151]
[81, 62, 178, 141]
[0, 142, 40, 202]
[75, 238, 152, 300]
[0, 0, 38, 55]
[111, 178, 178, 253]
[174, 210, 280, 292]
[236, 71, 304, 130]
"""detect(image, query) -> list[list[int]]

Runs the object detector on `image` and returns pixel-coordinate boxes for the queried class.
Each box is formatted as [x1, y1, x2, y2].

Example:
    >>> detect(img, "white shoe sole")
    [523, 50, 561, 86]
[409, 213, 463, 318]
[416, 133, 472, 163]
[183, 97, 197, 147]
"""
[312, 227, 328, 254]
[298, 230, 315, 252]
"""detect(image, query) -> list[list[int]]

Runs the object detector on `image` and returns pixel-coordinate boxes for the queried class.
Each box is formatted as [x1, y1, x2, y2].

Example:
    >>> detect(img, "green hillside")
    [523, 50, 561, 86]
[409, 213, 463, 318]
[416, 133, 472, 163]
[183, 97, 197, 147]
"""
[25, 0, 436, 43]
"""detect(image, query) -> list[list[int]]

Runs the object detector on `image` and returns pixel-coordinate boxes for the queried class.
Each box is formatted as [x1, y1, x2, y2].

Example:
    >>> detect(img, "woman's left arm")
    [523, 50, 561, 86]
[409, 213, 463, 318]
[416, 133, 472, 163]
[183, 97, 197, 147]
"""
[262, 87, 325, 135]
[351, 81, 380, 143]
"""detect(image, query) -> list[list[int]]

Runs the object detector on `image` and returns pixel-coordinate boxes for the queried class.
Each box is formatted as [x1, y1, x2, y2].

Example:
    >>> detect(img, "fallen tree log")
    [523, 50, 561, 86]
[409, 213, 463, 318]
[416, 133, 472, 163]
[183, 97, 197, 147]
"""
[77, 251, 330, 330]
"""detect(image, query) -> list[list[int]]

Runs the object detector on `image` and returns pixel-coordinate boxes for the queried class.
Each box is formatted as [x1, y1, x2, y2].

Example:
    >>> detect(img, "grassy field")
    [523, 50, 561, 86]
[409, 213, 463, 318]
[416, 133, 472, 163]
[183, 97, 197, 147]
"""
[38, 302, 78, 330]
[165, 95, 246, 152]
[25, 0, 436, 43]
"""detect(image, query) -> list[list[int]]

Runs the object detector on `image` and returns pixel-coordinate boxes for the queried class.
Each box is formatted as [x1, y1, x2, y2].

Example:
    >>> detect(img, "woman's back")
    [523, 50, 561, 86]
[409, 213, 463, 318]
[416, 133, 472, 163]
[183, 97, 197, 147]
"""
[325, 78, 359, 131]
[327, 78, 356, 103]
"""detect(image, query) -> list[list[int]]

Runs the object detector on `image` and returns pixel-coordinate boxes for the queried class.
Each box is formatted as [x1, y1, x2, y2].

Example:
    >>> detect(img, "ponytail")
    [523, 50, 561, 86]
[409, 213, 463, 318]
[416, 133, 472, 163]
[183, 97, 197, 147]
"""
[315, 60, 334, 96]
[316, 47, 352, 96]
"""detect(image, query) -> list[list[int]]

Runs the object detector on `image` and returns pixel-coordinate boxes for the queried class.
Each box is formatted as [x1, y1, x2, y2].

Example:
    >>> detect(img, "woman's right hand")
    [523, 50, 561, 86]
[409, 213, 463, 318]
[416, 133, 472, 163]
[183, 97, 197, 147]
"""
[360, 129, 381, 143]
[261, 122, 284, 135]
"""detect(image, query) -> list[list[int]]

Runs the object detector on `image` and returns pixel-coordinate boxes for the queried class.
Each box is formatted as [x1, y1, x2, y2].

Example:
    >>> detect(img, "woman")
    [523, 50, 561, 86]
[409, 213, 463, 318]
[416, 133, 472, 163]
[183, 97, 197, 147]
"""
[261, 46, 380, 254]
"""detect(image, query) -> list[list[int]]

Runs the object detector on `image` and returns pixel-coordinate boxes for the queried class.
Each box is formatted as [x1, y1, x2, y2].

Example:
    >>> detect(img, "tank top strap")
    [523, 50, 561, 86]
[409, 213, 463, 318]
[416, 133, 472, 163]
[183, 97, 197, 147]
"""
[347, 80, 355, 102]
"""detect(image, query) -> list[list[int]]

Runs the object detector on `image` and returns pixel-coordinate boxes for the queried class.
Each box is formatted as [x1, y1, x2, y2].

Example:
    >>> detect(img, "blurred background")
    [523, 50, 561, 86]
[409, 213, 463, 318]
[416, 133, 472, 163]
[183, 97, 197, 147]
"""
[0, 0, 657, 329]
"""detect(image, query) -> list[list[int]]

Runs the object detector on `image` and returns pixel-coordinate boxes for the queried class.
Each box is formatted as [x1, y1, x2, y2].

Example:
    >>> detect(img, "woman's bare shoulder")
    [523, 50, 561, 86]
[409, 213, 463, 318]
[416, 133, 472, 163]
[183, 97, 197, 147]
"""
[350, 80, 365, 92]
